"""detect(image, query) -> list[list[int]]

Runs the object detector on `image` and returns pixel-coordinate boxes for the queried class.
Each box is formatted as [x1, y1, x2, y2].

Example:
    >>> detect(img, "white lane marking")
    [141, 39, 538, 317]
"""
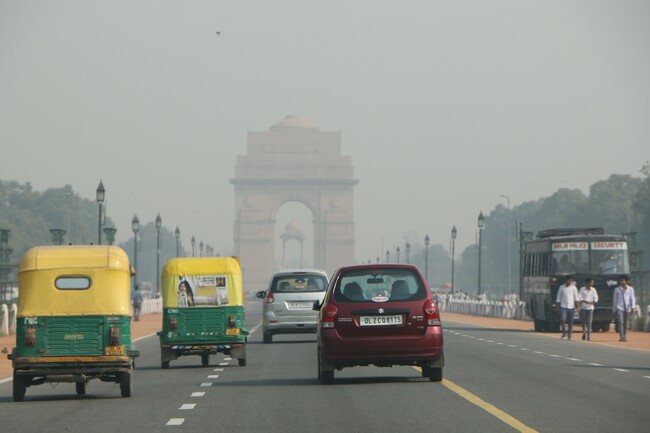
[468, 336, 476, 339]
[133, 332, 157, 342]
[166, 418, 185, 426]
[508, 345, 516, 348]
[486, 340, 494, 343]
[533, 351, 544, 354]
[248, 321, 262, 334]
[213, 368, 224, 372]
[495, 342, 504, 345]
[567, 358, 581, 362]
[643, 376, 650, 379]
[223, 357, 232, 361]
[520, 348, 529, 351]
[219, 362, 229, 366]
[549, 355, 562, 358]
[614, 368, 629, 372]
[0, 377, 12, 385]
[588, 363, 602, 366]
[477, 338, 485, 341]
[191, 392, 205, 397]
[200, 382, 213, 387]
[179, 403, 196, 410]
[207, 375, 219, 379]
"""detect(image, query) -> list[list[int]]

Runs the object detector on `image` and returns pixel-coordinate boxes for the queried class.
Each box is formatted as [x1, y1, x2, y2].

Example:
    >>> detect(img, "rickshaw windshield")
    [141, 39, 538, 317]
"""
[17, 246, 132, 317]
[161, 257, 243, 308]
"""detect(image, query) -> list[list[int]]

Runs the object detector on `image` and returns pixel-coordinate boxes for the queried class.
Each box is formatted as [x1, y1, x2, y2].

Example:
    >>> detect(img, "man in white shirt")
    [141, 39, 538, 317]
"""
[612, 275, 636, 342]
[578, 278, 598, 341]
[555, 276, 580, 340]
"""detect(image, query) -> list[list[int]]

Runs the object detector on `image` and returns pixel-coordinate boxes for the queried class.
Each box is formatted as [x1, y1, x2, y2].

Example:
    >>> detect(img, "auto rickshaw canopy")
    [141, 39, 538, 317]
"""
[161, 257, 243, 308]
[18, 245, 132, 317]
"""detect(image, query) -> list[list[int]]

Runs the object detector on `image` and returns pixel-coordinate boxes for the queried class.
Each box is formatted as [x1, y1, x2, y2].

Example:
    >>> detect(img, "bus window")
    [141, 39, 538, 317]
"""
[592, 249, 629, 275]
[552, 251, 588, 275]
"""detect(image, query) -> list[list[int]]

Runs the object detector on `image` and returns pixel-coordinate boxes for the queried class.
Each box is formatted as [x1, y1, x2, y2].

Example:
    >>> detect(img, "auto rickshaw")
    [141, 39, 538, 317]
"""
[158, 256, 248, 368]
[8, 245, 139, 401]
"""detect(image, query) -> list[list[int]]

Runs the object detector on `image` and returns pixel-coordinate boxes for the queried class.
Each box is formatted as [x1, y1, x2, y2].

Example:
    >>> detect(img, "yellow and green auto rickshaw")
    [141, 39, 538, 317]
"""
[8, 245, 139, 401]
[158, 256, 248, 368]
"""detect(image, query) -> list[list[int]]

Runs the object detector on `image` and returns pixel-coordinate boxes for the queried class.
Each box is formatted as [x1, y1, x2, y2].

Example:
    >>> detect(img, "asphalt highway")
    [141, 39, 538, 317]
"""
[1, 303, 649, 432]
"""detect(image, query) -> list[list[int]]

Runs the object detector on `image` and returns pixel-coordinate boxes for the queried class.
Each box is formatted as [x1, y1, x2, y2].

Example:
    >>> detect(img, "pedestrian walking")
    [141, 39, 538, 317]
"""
[578, 278, 598, 341]
[555, 275, 580, 340]
[131, 284, 143, 321]
[612, 275, 636, 342]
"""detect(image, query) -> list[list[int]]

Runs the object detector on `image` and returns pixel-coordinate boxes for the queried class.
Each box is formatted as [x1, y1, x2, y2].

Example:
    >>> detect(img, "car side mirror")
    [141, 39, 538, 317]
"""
[256, 291, 266, 299]
[312, 300, 322, 311]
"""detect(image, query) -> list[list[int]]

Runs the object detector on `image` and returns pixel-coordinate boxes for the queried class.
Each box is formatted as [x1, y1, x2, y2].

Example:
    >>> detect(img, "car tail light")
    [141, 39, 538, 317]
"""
[109, 325, 120, 346]
[423, 300, 441, 326]
[322, 304, 338, 328]
[25, 326, 36, 347]
[169, 317, 178, 331]
[228, 315, 237, 328]
[265, 291, 275, 304]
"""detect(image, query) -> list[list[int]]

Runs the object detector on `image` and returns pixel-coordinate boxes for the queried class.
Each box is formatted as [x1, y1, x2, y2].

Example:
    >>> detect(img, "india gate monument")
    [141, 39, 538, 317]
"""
[230, 115, 358, 292]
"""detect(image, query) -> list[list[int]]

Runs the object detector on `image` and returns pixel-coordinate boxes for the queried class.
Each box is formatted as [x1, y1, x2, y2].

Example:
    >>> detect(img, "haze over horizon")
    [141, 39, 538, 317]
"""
[1, 1, 648, 266]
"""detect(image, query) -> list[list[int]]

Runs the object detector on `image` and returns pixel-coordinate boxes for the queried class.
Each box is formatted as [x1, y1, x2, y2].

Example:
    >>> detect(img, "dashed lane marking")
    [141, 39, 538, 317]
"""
[223, 357, 232, 361]
[508, 344, 517, 347]
[200, 382, 213, 387]
[567, 358, 581, 362]
[588, 363, 602, 366]
[520, 348, 529, 351]
[441, 378, 538, 433]
[207, 375, 219, 379]
[213, 368, 224, 372]
[191, 392, 205, 397]
[549, 355, 562, 358]
[219, 362, 229, 366]
[643, 376, 650, 379]
[614, 368, 630, 372]
[179, 404, 196, 410]
[533, 351, 544, 354]
[166, 418, 184, 426]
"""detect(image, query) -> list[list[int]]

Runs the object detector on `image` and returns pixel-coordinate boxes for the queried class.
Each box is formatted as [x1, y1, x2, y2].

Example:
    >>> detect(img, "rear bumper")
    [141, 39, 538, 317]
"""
[263, 322, 317, 335]
[319, 328, 444, 367]
[13, 356, 132, 377]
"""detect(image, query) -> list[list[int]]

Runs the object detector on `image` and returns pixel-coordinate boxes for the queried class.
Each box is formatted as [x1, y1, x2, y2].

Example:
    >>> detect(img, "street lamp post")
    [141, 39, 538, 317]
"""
[191, 236, 196, 257]
[478, 211, 485, 296]
[424, 234, 430, 283]
[49, 229, 67, 246]
[0, 229, 12, 303]
[175, 226, 181, 257]
[405, 242, 411, 264]
[96, 181, 105, 245]
[396, 246, 400, 264]
[386, 250, 390, 263]
[103, 227, 117, 245]
[131, 215, 139, 291]
[500, 194, 511, 294]
[155, 214, 162, 295]
[451, 226, 457, 294]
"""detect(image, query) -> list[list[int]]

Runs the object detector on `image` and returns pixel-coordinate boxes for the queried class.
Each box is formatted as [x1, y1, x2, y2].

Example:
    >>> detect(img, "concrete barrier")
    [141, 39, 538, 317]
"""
[131, 297, 162, 316]
[445, 298, 529, 321]
[0, 304, 8, 335]
[9, 303, 17, 334]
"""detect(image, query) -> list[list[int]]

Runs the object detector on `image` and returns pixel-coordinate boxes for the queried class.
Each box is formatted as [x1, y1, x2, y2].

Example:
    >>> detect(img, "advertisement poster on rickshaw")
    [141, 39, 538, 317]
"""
[176, 275, 228, 307]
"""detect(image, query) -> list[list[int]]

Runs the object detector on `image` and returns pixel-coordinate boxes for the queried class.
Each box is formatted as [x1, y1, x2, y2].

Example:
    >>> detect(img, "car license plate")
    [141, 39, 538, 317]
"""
[288, 302, 313, 309]
[105, 346, 125, 355]
[226, 328, 240, 336]
[359, 315, 403, 326]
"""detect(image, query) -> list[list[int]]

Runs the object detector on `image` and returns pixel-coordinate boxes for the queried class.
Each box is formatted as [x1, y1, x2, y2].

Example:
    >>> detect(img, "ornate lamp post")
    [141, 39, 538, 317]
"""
[155, 214, 162, 294]
[96, 181, 105, 245]
[131, 215, 139, 290]
[0, 229, 12, 303]
[500, 194, 512, 293]
[191, 235, 196, 257]
[103, 227, 117, 245]
[199, 241, 204, 257]
[451, 225, 457, 294]
[424, 234, 430, 282]
[396, 246, 401, 264]
[386, 249, 390, 263]
[478, 211, 485, 296]
[49, 229, 67, 246]
[175, 226, 181, 257]
[405, 242, 411, 264]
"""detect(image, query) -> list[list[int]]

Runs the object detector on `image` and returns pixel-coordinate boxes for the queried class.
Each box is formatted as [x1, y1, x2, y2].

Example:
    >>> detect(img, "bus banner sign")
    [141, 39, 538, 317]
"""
[591, 241, 627, 250]
[552, 242, 588, 251]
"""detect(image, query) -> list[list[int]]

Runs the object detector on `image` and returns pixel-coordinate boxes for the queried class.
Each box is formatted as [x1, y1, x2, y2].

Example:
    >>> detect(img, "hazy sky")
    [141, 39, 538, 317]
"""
[1, 1, 648, 265]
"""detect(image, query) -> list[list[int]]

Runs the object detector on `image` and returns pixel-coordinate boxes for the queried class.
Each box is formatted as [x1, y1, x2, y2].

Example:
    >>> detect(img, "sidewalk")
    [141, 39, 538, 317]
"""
[0, 313, 161, 382]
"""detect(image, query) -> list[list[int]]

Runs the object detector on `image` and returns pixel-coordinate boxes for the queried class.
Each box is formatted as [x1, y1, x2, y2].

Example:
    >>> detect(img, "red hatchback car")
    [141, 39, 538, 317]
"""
[316, 264, 444, 384]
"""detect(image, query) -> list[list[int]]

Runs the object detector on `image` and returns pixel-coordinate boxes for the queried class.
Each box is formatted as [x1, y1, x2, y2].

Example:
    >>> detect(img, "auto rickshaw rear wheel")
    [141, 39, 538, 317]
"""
[120, 370, 132, 397]
[238, 357, 246, 367]
[201, 354, 210, 366]
[76, 381, 86, 395]
[161, 360, 170, 369]
[13, 372, 26, 402]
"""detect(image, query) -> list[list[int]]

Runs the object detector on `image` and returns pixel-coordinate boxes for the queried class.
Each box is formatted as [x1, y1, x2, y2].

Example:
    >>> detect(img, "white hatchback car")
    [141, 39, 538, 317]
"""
[257, 269, 328, 343]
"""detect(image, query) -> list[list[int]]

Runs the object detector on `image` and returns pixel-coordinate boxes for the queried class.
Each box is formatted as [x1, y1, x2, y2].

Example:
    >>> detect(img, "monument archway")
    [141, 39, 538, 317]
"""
[230, 115, 358, 292]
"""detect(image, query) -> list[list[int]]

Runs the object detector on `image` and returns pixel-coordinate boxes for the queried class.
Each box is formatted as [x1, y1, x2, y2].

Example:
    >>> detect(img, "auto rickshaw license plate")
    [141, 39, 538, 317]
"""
[226, 328, 240, 336]
[105, 346, 125, 355]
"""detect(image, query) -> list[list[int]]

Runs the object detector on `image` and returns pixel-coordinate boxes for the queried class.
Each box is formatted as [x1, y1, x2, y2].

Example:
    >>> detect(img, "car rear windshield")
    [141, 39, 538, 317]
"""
[271, 274, 328, 293]
[333, 268, 426, 303]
